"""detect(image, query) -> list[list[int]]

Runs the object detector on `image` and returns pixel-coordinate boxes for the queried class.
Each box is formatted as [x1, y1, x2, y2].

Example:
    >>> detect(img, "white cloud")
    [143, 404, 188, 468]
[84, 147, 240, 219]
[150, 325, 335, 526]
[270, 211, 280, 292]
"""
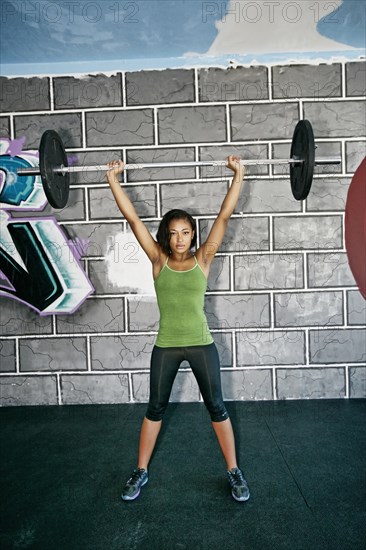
[206, 0, 356, 55]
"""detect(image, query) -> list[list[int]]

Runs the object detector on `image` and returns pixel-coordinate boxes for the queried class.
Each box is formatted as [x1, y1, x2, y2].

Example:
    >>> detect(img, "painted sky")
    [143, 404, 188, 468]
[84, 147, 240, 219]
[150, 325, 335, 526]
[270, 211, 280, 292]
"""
[2, 0, 227, 62]
[1, 0, 365, 75]
[317, 0, 365, 48]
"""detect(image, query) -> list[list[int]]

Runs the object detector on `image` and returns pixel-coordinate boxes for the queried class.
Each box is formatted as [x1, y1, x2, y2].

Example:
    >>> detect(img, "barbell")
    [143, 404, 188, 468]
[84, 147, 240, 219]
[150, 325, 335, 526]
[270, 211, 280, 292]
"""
[16, 120, 341, 209]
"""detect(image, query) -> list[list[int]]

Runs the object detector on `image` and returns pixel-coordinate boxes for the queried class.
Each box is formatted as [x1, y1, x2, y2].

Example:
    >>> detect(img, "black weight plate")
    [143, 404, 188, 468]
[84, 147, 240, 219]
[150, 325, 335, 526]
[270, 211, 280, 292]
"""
[290, 120, 315, 201]
[39, 130, 70, 209]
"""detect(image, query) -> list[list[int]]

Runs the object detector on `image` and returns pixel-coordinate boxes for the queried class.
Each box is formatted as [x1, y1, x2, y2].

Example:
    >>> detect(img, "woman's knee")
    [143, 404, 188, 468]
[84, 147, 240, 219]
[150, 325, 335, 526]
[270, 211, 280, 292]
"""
[206, 400, 229, 422]
[145, 402, 168, 422]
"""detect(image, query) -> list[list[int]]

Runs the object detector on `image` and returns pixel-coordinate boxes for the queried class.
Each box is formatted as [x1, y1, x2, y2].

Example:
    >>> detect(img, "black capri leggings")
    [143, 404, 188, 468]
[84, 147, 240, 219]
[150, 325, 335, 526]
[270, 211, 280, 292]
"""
[145, 342, 229, 423]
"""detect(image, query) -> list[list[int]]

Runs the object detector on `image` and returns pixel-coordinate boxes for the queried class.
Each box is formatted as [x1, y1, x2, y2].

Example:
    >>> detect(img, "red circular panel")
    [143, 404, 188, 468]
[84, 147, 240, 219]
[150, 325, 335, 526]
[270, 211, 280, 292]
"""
[345, 157, 366, 299]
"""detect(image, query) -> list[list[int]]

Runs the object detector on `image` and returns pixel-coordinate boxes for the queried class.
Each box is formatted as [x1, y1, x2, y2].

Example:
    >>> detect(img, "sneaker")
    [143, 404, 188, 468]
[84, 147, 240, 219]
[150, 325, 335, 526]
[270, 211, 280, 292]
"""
[121, 468, 148, 501]
[227, 467, 250, 502]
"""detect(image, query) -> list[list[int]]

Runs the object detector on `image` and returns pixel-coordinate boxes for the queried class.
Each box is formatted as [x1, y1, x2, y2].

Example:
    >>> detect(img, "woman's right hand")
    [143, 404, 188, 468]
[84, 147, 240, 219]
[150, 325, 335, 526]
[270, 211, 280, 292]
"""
[226, 155, 245, 175]
[106, 160, 125, 183]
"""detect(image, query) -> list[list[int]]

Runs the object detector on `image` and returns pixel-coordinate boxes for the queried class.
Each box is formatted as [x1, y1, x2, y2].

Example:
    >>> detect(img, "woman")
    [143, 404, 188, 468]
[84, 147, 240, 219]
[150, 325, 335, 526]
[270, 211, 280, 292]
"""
[106, 156, 250, 503]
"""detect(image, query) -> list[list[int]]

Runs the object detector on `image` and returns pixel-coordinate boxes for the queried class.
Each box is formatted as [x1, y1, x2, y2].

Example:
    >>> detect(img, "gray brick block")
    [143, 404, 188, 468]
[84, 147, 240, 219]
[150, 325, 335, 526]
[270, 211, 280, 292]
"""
[128, 297, 159, 331]
[273, 216, 343, 249]
[346, 142, 366, 174]
[91, 334, 231, 373]
[272, 64, 341, 99]
[0, 77, 50, 112]
[56, 298, 125, 334]
[132, 371, 200, 403]
[98, 333, 231, 370]
[230, 103, 299, 141]
[0, 116, 10, 137]
[0, 375, 57, 406]
[91, 335, 155, 370]
[303, 101, 366, 138]
[84, 260, 107, 296]
[221, 369, 273, 400]
[131, 373, 149, 402]
[271, 142, 294, 177]
[86, 110, 154, 147]
[309, 329, 366, 363]
[234, 254, 304, 290]
[126, 147, 196, 182]
[89, 185, 156, 220]
[54, 74, 122, 109]
[0, 340, 15, 372]
[0, 297, 52, 337]
[126, 69, 194, 106]
[275, 291, 343, 327]
[161, 181, 227, 215]
[58, 189, 87, 220]
[272, 142, 342, 176]
[308, 253, 356, 288]
[146, 221, 160, 240]
[61, 222, 124, 257]
[207, 256, 230, 292]
[236, 330, 305, 366]
[277, 367, 345, 399]
[347, 291, 366, 325]
[199, 144, 269, 177]
[200, 217, 269, 253]
[212, 332, 232, 367]
[306, 177, 351, 212]
[235, 179, 302, 214]
[205, 295, 270, 329]
[14, 114, 82, 148]
[61, 373, 129, 404]
[349, 366, 366, 398]
[171, 372, 201, 402]
[346, 62, 366, 97]
[199, 66, 268, 102]
[312, 142, 343, 173]
[192, 179, 301, 218]
[19, 338, 87, 372]
[68, 150, 122, 186]
[158, 106, 226, 144]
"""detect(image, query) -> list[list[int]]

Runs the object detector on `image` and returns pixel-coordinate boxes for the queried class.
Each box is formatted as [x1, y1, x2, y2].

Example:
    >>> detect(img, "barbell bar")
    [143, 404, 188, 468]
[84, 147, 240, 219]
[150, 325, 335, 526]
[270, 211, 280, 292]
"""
[18, 157, 341, 174]
[14, 120, 342, 209]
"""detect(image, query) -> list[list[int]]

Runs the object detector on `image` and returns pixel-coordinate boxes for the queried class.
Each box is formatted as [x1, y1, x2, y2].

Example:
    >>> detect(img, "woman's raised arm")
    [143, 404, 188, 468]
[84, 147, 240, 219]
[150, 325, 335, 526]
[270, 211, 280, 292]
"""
[196, 155, 245, 267]
[106, 160, 161, 264]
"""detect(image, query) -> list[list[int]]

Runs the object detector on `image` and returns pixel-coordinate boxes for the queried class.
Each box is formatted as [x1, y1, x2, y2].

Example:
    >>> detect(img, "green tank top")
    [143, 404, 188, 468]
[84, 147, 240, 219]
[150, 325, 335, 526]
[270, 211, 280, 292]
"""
[154, 256, 214, 347]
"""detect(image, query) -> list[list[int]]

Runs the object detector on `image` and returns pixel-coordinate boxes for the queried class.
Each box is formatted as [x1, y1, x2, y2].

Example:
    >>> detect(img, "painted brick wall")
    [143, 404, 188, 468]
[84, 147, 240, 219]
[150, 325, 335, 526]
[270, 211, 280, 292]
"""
[0, 61, 365, 406]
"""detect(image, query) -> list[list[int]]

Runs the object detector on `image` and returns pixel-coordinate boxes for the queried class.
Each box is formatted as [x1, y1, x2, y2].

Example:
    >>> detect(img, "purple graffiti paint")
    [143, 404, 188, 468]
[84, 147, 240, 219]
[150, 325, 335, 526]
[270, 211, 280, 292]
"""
[7, 136, 27, 158]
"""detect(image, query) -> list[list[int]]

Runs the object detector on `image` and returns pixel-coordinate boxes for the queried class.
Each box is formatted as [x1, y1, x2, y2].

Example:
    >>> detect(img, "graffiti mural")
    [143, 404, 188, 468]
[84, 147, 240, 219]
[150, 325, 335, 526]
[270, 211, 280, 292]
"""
[0, 138, 47, 210]
[0, 138, 94, 315]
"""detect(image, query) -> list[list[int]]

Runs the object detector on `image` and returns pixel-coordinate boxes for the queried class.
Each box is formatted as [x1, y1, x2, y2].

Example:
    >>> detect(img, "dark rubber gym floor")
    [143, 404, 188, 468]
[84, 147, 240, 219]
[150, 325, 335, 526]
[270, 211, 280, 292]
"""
[1, 399, 365, 550]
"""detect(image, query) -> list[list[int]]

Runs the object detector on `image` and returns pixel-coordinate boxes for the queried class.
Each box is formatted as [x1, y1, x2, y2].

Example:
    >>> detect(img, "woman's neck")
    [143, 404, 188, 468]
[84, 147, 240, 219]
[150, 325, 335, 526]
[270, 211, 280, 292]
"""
[169, 252, 194, 263]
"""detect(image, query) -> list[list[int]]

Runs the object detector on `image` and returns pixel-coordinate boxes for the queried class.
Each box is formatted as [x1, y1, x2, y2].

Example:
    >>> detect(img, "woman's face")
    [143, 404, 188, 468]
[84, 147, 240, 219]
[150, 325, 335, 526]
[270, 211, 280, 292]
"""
[169, 218, 195, 255]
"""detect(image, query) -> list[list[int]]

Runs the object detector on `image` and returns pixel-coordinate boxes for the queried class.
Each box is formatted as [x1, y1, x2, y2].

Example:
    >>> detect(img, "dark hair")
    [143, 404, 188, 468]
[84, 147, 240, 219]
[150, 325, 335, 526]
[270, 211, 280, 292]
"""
[156, 209, 197, 255]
